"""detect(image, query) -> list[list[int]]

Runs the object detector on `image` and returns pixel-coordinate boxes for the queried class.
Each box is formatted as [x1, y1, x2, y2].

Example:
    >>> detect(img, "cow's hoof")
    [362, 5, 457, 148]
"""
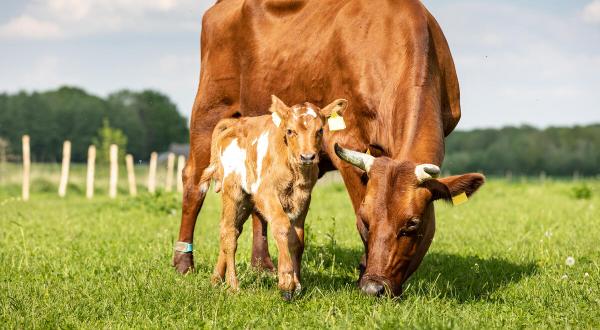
[251, 256, 275, 273]
[172, 251, 195, 274]
[281, 291, 293, 302]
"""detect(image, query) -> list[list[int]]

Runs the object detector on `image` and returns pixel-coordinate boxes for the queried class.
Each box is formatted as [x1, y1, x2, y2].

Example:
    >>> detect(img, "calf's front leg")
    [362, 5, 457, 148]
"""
[255, 198, 299, 300]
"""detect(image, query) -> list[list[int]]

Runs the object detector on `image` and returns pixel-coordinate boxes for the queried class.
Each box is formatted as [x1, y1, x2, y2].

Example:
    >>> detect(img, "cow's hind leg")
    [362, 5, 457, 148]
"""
[250, 212, 274, 272]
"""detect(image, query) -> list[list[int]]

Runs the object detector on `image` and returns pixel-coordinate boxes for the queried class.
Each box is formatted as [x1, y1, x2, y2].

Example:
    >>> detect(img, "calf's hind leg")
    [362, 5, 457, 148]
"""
[212, 192, 252, 291]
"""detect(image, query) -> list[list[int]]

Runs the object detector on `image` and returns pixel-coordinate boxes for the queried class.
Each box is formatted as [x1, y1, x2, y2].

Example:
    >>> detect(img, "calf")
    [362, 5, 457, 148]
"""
[200, 95, 348, 299]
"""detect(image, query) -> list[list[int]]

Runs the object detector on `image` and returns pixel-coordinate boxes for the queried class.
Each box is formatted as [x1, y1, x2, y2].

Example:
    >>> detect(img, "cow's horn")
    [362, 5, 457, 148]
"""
[415, 164, 441, 183]
[334, 143, 375, 173]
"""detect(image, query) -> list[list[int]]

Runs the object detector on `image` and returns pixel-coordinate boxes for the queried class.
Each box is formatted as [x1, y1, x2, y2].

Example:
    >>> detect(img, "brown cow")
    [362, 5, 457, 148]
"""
[173, 0, 485, 297]
[199, 95, 347, 299]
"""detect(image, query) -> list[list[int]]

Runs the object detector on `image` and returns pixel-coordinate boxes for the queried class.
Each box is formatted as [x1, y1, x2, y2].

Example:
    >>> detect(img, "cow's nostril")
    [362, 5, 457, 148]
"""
[300, 153, 316, 162]
[361, 281, 385, 297]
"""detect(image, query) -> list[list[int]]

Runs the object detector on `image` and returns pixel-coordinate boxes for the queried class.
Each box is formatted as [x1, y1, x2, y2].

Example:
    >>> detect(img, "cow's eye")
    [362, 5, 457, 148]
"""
[400, 218, 421, 236]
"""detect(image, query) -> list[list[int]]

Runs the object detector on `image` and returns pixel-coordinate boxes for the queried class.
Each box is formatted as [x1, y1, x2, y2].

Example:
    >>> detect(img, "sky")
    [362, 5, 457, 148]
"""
[0, 0, 599, 130]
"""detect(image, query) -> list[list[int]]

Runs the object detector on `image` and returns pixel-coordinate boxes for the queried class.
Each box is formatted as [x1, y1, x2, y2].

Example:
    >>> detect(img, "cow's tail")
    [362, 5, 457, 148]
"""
[199, 118, 239, 194]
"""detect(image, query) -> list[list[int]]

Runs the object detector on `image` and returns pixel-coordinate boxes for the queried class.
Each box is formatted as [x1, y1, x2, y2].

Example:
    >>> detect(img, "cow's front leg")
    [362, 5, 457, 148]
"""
[250, 212, 274, 272]
[173, 141, 211, 274]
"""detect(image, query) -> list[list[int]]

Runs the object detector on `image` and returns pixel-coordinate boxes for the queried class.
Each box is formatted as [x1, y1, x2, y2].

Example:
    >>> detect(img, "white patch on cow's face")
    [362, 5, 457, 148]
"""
[272, 112, 282, 127]
[221, 138, 248, 191]
[305, 107, 317, 118]
[250, 131, 269, 194]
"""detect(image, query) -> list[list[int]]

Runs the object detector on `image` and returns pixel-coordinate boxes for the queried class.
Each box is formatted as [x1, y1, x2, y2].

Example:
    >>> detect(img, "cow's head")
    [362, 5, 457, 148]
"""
[334, 144, 485, 297]
[270, 95, 348, 167]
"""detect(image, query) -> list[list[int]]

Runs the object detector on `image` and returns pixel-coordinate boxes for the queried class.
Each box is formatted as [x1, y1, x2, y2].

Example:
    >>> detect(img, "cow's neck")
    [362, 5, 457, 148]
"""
[378, 102, 446, 166]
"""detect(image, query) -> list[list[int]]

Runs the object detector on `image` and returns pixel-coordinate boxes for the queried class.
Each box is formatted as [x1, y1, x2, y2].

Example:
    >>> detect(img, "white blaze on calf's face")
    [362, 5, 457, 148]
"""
[251, 131, 269, 194]
[221, 138, 248, 192]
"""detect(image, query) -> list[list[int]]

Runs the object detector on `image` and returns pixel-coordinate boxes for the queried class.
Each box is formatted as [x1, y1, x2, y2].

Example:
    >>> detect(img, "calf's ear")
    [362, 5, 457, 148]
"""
[270, 95, 290, 122]
[320, 99, 348, 117]
[424, 173, 485, 202]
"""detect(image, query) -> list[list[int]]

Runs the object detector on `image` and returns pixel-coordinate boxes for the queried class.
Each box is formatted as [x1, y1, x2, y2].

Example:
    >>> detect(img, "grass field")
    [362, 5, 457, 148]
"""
[1, 163, 599, 328]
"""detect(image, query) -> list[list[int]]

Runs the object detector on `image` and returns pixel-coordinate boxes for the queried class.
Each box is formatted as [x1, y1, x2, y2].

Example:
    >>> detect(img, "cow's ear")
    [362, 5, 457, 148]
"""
[424, 173, 485, 202]
[320, 99, 348, 117]
[270, 95, 290, 122]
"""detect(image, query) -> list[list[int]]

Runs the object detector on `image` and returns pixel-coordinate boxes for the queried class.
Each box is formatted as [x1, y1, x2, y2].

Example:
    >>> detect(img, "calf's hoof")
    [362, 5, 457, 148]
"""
[172, 251, 195, 274]
[210, 274, 224, 286]
[281, 291, 293, 302]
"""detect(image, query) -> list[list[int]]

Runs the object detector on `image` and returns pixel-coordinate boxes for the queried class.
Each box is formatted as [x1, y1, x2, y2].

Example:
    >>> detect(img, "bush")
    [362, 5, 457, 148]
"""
[571, 184, 592, 200]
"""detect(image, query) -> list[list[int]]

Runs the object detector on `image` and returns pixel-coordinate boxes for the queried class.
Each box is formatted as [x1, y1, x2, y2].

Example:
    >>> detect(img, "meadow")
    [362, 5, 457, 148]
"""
[1, 163, 599, 328]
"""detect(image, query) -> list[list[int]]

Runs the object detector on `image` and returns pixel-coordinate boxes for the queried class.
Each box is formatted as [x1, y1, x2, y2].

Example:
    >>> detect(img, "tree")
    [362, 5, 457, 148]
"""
[92, 119, 128, 164]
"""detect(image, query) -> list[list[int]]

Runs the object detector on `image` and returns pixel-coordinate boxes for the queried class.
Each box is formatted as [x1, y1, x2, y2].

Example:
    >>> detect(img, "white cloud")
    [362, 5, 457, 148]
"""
[0, 15, 63, 39]
[0, 0, 202, 39]
[583, 0, 600, 24]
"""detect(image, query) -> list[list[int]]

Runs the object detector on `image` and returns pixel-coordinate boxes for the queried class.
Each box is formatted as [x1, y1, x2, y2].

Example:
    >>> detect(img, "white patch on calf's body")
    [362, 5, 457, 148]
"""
[221, 139, 248, 192]
[250, 131, 269, 194]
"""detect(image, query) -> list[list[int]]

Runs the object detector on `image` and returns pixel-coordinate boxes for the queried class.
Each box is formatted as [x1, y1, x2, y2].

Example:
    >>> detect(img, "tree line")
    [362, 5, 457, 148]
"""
[1, 87, 598, 176]
[444, 124, 600, 176]
[0, 86, 189, 162]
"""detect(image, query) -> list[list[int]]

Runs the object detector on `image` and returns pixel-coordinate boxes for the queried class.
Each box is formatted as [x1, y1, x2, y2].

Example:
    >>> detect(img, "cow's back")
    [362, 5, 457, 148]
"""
[201, 0, 460, 161]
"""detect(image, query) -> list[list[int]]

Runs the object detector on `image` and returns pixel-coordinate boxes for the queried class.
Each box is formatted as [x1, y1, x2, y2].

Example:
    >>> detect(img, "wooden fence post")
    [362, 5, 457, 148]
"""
[86, 145, 96, 199]
[148, 152, 157, 193]
[22, 135, 30, 201]
[126, 154, 137, 197]
[58, 140, 71, 197]
[165, 153, 175, 192]
[176, 155, 185, 193]
[109, 144, 118, 198]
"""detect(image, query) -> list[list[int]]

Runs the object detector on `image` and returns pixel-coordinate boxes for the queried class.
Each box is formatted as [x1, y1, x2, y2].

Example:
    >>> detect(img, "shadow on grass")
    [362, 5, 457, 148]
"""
[409, 252, 538, 302]
[300, 244, 537, 301]
[301, 243, 363, 291]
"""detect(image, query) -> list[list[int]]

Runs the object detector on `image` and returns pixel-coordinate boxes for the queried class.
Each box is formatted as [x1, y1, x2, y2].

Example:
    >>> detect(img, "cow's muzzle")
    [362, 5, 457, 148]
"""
[359, 275, 393, 297]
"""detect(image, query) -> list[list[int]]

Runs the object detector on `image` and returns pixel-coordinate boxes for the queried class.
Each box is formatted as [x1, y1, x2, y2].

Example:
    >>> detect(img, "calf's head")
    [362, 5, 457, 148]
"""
[335, 144, 485, 297]
[270, 95, 347, 167]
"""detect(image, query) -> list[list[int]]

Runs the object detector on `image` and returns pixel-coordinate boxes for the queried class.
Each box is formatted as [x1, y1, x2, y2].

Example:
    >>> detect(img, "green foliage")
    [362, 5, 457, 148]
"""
[445, 124, 600, 176]
[92, 119, 128, 164]
[0, 87, 189, 162]
[1, 179, 599, 327]
[571, 184, 592, 200]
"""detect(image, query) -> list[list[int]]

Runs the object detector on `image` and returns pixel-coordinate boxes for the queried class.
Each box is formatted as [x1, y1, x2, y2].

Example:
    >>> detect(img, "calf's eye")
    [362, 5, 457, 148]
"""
[287, 129, 295, 136]
[316, 128, 323, 136]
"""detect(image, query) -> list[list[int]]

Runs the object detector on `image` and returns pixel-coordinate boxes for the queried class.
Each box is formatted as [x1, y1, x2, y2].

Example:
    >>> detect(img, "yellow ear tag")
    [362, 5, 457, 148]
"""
[366, 148, 371, 155]
[452, 192, 468, 206]
[328, 110, 346, 131]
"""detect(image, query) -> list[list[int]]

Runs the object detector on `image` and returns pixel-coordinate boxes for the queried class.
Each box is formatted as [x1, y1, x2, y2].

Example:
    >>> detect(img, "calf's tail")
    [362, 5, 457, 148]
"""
[199, 118, 239, 194]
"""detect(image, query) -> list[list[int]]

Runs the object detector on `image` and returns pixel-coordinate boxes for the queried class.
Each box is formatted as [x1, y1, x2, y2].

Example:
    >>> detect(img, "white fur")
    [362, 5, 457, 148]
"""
[272, 112, 282, 127]
[250, 131, 269, 194]
[221, 139, 248, 191]
[305, 107, 318, 118]
[415, 164, 441, 183]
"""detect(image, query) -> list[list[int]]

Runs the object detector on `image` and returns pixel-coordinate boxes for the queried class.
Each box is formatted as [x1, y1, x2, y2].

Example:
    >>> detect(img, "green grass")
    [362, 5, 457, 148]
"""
[1, 165, 599, 328]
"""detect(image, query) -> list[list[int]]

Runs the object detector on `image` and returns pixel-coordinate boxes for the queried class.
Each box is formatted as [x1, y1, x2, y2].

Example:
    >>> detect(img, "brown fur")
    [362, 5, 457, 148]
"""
[205, 96, 347, 296]
[174, 0, 482, 297]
